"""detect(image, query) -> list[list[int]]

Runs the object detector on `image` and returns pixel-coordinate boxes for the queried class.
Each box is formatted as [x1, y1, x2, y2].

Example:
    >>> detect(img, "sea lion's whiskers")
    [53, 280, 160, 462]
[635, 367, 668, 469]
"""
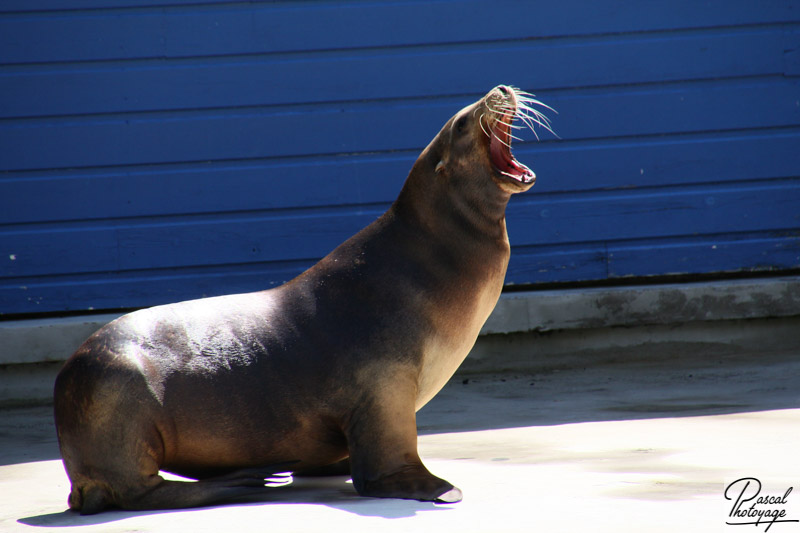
[496, 126, 521, 143]
[517, 110, 549, 131]
[513, 88, 557, 111]
[504, 87, 558, 139]
[517, 110, 557, 138]
[511, 111, 543, 141]
[488, 102, 542, 141]
[516, 100, 554, 124]
[516, 95, 557, 115]
[491, 130, 513, 150]
[517, 103, 555, 127]
[510, 100, 557, 138]
[521, 110, 558, 135]
[489, 107, 517, 118]
[521, 121, 542, 141]
[478, 112, 491, 138]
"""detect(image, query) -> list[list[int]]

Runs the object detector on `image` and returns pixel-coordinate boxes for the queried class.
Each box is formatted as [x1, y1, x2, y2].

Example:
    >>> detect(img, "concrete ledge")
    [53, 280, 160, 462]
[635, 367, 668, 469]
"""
[1, 276, 799, 406]
[0, 313, 123, 365]
[468, 315, 800, 375]
[482, 276, 800, 334]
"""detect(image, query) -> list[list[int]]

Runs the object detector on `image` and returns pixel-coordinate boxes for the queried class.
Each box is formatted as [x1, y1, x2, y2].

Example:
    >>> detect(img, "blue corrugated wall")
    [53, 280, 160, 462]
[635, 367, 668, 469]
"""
[1, 1, 799, 316]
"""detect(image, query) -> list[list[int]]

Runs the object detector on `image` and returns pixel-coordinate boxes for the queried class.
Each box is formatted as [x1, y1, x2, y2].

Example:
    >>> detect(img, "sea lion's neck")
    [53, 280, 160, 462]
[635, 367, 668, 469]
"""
[388, 165, 512, 409]
[393, 165, 512, 247]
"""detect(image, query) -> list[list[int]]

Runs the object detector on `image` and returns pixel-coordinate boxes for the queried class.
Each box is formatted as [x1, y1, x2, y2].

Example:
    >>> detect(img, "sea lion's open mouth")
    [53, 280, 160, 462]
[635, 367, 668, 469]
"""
[484, 86, 555, 186]
[489, 116, 535, 184]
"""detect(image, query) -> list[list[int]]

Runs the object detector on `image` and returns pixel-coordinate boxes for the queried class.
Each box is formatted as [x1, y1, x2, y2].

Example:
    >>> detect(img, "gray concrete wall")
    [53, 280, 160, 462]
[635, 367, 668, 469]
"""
[2, 276, 799, 407]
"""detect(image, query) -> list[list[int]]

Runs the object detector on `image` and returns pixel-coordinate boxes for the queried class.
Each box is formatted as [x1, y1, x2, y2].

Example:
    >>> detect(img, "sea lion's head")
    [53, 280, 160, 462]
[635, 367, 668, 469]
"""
[426, 85, 555, 195]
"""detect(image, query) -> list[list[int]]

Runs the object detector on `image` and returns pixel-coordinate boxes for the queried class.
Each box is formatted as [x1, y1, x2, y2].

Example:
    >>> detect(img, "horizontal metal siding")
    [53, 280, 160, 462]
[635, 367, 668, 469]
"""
[1, 1, 799, 315]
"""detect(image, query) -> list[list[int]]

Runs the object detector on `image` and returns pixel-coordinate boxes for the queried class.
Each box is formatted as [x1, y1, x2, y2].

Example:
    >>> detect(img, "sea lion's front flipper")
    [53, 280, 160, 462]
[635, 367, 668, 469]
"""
[345, 375, 462, 503]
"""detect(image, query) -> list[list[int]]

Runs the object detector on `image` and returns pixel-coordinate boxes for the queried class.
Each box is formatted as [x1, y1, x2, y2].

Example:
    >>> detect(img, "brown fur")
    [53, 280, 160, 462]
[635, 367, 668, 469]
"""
[54, 85, 536, 514]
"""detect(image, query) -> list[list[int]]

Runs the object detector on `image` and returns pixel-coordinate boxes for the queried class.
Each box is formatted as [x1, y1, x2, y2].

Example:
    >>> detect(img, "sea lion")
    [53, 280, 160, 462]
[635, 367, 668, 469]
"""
[54, 85, 553, 514]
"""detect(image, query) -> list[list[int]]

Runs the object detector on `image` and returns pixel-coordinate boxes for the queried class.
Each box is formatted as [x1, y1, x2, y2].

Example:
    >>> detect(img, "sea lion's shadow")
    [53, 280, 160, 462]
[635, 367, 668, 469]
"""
[18, 476, 452, 527]
[257, 476, 452, 518]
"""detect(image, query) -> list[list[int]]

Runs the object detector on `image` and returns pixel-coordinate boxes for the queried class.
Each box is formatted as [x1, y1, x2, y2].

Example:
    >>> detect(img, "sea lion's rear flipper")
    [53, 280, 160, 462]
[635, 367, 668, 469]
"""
[71, 463, 297, 515]
[125, 462, 298, 512]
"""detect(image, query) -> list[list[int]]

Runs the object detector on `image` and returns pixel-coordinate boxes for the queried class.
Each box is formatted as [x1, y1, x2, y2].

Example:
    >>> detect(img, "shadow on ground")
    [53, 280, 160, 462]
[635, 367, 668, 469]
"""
[18, 475, 455, 527]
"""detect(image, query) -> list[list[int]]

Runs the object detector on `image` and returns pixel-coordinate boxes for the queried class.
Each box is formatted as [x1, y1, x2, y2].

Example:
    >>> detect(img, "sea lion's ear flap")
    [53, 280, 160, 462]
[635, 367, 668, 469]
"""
[435, 160, 446, 174]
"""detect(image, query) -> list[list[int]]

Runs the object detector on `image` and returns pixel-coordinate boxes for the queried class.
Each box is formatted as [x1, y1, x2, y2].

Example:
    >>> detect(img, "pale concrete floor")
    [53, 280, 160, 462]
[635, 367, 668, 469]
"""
[1, 348, 799, 532]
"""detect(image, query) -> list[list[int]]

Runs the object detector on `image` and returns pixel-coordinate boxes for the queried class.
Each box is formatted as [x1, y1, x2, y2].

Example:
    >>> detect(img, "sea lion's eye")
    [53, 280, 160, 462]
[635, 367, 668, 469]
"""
[455, 115, 468, 133]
